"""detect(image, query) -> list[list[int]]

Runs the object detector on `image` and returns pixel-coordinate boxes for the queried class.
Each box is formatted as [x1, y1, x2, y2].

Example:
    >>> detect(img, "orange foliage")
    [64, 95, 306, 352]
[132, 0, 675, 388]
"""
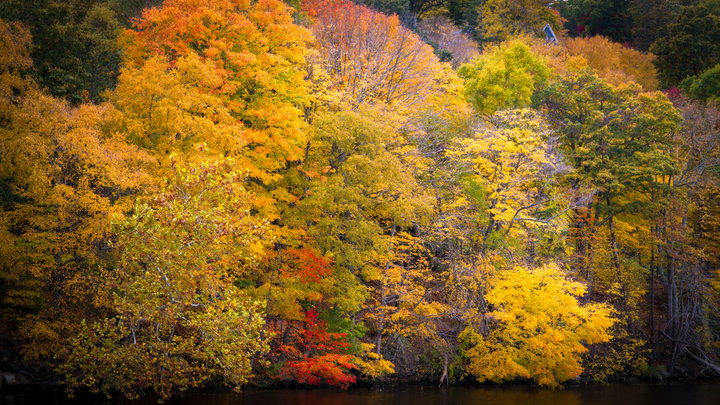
[121, 0, 313, 178]
[303, 0, 443, 108]
[280, 247, 333, 283]
[532, 36, 658, 90]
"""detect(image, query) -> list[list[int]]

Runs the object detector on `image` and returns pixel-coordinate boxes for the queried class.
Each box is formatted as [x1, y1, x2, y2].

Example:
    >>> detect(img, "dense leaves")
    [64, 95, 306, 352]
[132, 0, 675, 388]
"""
[0, 0, 122, 102]
[59, 160, 270, 399]
[461, 263, 614, 387]
[459, 40, 550, 115]
[2, 0, 720, 399]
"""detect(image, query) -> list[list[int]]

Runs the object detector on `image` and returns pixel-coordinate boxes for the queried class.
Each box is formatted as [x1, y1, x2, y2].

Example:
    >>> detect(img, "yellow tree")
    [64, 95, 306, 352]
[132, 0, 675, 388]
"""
[533, 36, 659, 90]
[107, 54, 246, 173]
[460, 263, 615, 387]
[286, 106, 434, 310]
[480, 0, 562, 41]
[448, 109, 566, 257]
[363, 231, 448, 356]
[0, 19, 154, 365]
[58, 159, 270, 400]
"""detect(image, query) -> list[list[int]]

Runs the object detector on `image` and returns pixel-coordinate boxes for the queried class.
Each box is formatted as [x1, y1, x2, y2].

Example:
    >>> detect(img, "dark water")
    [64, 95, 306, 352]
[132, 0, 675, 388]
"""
[3, 383, 720, 405]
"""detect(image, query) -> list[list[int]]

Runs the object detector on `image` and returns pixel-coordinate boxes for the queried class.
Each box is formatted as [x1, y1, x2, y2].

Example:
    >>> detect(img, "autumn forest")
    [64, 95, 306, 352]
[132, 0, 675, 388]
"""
[1, 0, 720, 400]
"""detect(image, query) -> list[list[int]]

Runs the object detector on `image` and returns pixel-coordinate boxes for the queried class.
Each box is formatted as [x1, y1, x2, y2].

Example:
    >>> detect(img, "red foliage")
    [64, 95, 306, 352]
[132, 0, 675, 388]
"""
[279, 247, 333, 283]
[664, 86, 684, 103]
[278, 310, 357, 388]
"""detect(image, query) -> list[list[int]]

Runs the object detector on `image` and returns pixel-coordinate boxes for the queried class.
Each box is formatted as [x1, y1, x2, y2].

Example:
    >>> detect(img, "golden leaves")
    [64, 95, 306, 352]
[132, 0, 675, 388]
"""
[461, 263, 614, 387]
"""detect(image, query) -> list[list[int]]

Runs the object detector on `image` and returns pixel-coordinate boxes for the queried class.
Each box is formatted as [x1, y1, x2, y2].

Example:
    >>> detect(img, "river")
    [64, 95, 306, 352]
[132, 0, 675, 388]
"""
[3, 382, 719, 404]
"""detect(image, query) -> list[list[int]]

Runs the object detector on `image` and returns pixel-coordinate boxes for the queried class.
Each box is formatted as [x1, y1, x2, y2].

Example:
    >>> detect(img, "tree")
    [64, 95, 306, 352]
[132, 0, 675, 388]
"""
[303, 0, 443, 109]
[107, 54, 249, 173]
[460, 263, 614, 387]
[123, 0, 313, 181]
[650, 2, 720, 86]
[417, 16, 479, 68]
[362, 231, 447, 361]
[353, 0, 450, 27]
[58, 159, 270, 399]
[563, 0, 632, 43]
[277, 309, 360, 388]
[538, 68, 680, 224]
[445, 0, 484, 38]
[459, 40, 550, 115]
[628, 0, 685, 51]
[563, 36, 658, 90]
[480, 0, 562, 42]
[0, 19, 154, 368]
[681, 64, 720, 103]
[650, 96, 720, 376]
[448, 109, 566, 255]
[0, 0, 122, 102]
[285, 106, 433, 309]
[538, 67, 683, 378]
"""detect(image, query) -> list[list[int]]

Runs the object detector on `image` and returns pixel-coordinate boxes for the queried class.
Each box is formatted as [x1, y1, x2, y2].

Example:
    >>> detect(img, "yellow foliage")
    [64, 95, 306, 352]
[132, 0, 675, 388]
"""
[532, 36, 658, 90]
[58, 159, 270, 400]
[448, 109, 567, 254]
[353, 343, 395, 378]
[460, 263, 615, 387]
[481, 0, 562, 41]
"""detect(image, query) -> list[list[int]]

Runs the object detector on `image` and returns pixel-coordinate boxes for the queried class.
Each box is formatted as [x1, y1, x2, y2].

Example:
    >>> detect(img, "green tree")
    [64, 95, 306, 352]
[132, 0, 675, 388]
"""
[628, 0, 686, 51]
[0, 0, 122, 102]
[681, 64, 720, 103]
[459, 40, 550, 115]
[563, 0, 632, 42]
[538, 68, 682, 378]
[650, 2, 720, 86]
[539, 68, 680, 222]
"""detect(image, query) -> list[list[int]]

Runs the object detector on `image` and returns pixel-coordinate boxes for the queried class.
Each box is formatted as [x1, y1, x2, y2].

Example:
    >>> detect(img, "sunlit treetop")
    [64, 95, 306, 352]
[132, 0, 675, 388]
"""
[120, 0, 314, 179]
[303, 0, 445, 110]
[459, 40, 550, 115]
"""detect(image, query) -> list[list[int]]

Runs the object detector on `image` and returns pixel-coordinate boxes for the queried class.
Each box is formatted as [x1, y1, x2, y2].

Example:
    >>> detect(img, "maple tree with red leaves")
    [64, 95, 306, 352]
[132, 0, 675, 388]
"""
[277, 309, 358, 388]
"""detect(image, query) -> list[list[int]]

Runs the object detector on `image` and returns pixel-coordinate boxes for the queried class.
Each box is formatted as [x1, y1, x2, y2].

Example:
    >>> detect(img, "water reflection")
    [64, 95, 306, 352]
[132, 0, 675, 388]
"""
[2, 382, 719, 405]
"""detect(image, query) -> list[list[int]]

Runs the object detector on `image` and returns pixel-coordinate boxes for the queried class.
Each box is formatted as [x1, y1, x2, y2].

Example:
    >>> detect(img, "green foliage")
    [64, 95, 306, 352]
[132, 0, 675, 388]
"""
[650, 2, 720, 86]
[445, 0, 483, 38]
[563, 0, 632, 42]
[628, 0, 683, 51]
[538, 68, 681, 217]
[0, 0, 122, 102]
[681, 64, 720, 103]
[459, 40, 550, 115]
